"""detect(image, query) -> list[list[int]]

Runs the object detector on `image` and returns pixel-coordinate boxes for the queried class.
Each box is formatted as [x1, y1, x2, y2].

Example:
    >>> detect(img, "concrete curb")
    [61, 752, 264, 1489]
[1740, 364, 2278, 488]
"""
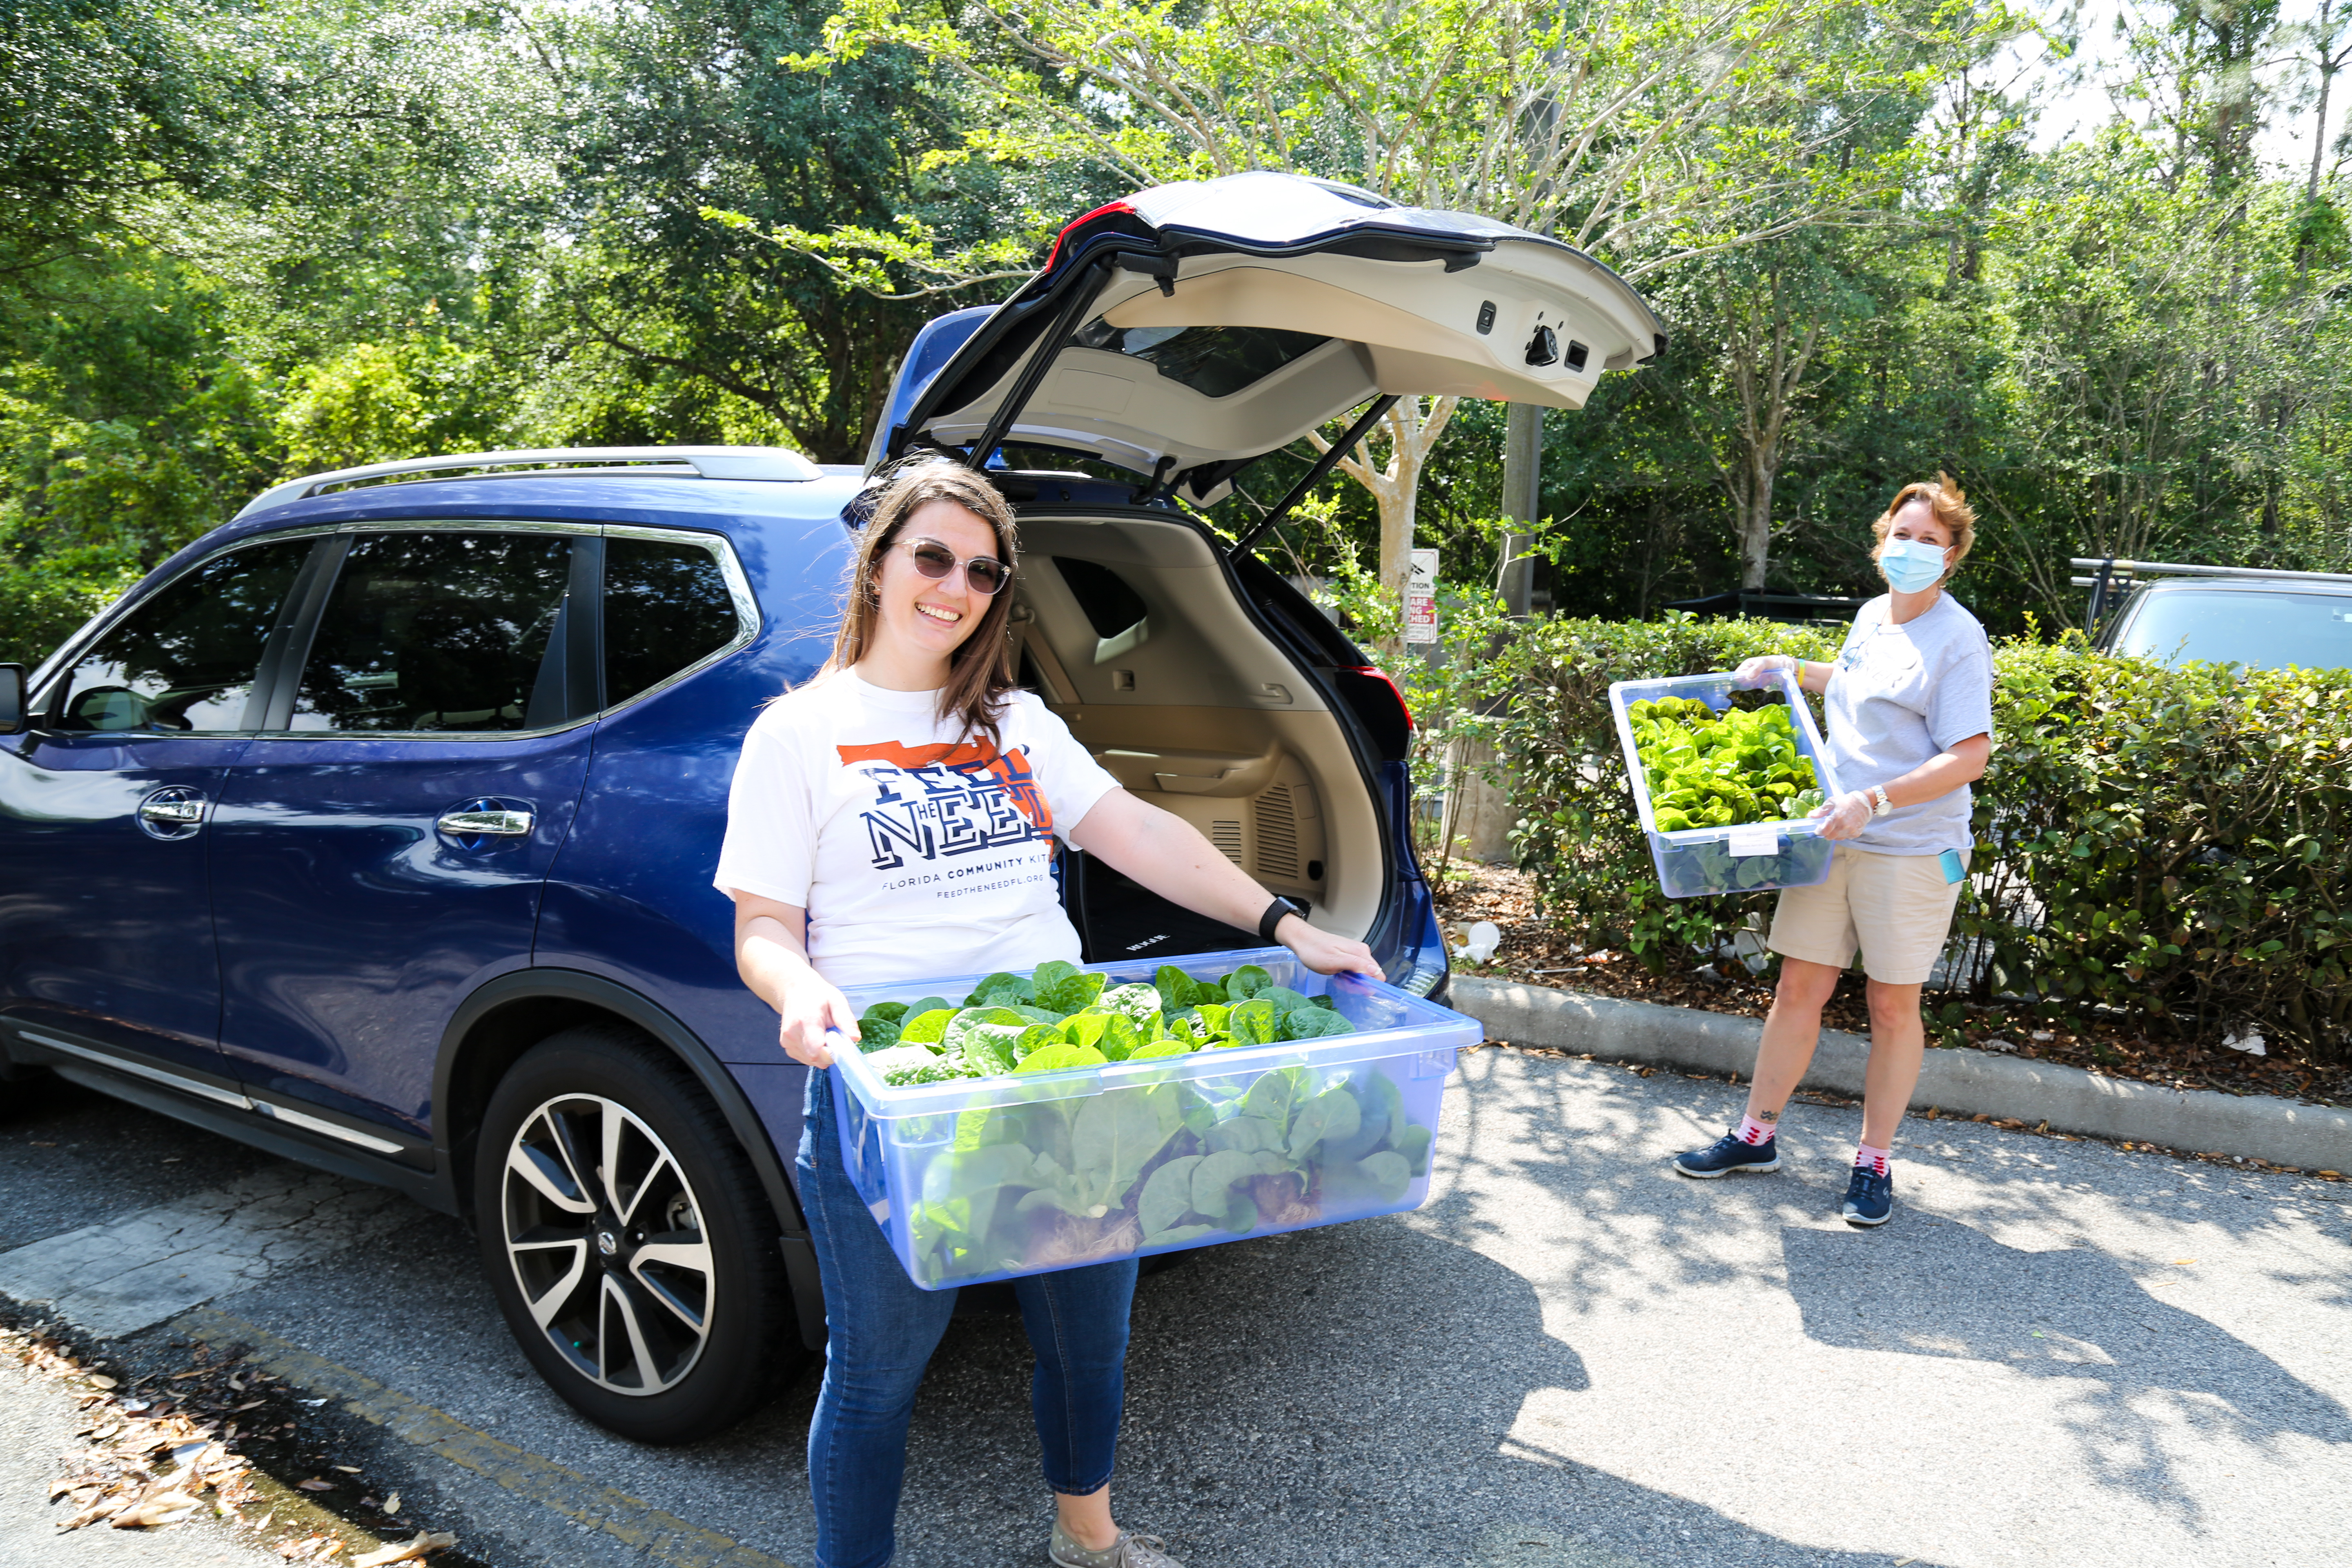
[1452, 976, 2352, 1172]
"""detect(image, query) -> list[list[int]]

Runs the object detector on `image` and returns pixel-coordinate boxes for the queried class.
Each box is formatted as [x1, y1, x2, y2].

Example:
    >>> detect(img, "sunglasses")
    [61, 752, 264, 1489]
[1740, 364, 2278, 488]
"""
[898, 538, 1011, 596]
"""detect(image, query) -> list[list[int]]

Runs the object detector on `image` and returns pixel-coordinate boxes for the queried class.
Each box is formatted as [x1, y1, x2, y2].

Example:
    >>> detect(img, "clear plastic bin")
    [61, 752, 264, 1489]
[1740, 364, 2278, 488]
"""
[1608, 670, 1844, 899]
[826, 948, 1482, 1290]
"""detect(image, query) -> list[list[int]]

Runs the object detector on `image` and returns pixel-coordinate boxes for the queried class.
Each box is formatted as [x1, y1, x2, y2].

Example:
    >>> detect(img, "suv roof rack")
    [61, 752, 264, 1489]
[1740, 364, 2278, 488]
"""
[2067, 556, 2352, 587]
[235, 445, 824, 519]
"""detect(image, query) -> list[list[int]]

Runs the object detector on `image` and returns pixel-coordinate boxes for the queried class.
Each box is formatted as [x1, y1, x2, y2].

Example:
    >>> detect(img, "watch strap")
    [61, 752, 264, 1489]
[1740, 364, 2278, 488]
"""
[1870, 785, 1893, 817]
[1258, 896, 1303, 944]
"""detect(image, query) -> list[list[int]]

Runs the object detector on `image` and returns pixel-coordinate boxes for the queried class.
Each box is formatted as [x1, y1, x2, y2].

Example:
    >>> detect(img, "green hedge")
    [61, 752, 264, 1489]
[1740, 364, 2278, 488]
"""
[1474, 615, 2352, 1062]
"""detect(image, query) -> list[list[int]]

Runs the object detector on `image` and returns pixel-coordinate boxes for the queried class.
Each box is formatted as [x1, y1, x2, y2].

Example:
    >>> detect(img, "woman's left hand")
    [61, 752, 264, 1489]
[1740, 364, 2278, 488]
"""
[1811, 789, 1875, 840]
[1279, 914, 1382, 978]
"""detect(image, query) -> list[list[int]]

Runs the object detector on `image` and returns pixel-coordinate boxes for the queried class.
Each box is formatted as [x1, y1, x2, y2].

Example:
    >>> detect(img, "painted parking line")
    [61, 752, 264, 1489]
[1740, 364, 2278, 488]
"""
[178, 1307, 791, 1568]
[0, 1167, 411, 1337]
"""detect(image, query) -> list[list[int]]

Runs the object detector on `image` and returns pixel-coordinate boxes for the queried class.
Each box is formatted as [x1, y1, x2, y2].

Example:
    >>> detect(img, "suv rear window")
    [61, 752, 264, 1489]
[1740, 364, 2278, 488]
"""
[604, 535, 741, 705]
[1072, 320, 1329, 398]
[1054, 558, 1149, 639]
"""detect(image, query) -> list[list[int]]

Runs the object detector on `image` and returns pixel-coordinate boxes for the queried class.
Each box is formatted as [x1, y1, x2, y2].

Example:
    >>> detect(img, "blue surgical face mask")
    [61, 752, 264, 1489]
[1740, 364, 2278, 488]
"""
[1879, 538, 1949, 593]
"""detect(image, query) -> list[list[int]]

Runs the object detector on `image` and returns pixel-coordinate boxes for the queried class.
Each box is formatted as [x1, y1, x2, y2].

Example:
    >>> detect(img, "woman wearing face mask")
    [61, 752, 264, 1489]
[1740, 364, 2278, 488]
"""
[719, 461, 1379, 1568]
[1670, 474, 1993, 1227]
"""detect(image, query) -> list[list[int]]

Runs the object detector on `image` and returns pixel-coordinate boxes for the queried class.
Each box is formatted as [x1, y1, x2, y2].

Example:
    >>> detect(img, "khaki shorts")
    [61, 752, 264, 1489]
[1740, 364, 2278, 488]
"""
[1768, 843, 1967, 985]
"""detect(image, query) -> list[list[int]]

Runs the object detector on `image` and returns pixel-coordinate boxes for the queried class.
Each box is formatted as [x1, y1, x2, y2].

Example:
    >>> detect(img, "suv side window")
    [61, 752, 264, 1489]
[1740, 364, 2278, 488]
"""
[603, 534, 741, 706]
[289, 530, 571, 732]
[45, 537, 314, 733]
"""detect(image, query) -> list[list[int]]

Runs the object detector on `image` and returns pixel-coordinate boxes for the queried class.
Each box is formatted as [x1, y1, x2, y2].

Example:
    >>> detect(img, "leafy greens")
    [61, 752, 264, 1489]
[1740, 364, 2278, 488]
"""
[854, 960, 1350, 1087]
[1626, 694, 1824, 833]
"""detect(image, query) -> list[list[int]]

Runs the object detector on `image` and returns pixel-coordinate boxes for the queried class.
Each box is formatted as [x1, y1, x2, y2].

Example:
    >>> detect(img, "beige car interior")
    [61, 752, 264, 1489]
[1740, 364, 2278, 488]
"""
[1011, 513, 1380, 941]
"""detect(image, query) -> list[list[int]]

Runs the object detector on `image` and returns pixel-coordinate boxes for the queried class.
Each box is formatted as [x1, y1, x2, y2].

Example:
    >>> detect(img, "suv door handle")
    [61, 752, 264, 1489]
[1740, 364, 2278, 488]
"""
[437, 806, 535, 837]
[136, 786, 208, 839]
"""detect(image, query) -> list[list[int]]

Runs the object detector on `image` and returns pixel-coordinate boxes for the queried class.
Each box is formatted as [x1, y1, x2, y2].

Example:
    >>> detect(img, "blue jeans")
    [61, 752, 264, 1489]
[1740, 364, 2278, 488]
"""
[797, 1066, 1138, 1568]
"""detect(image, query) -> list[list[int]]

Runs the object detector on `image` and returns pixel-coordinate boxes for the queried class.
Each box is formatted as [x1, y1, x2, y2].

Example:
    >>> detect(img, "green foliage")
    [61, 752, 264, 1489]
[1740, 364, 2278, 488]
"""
[1964, 639, 2352, 1059]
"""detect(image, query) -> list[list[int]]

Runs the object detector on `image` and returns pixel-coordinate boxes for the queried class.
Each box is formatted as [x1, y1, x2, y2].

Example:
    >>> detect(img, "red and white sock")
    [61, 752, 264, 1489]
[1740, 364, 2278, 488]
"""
[1735, 1114, 1777, 1147]
[1854, 1142, 1891, 1176]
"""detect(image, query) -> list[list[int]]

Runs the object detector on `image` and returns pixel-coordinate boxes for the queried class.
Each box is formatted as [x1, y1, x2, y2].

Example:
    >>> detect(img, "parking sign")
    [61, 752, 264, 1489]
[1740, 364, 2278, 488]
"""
[1404, 549, 1439, 644]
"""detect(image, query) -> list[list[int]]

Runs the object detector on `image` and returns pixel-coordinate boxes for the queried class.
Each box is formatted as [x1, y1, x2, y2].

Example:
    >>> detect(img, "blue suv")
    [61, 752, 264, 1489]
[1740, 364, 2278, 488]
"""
[0, 173, 1658, 1441]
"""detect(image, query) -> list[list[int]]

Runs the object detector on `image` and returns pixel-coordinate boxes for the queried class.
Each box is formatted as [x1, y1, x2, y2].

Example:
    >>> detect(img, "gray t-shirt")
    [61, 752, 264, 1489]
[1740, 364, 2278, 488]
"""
[1822, 593, 1994, 855]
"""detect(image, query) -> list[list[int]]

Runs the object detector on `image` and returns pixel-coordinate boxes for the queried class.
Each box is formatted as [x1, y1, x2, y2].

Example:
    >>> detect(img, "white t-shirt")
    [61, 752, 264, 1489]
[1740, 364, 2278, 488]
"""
[714, 669, 1121, 988]
[1822, 592, 1995, 856]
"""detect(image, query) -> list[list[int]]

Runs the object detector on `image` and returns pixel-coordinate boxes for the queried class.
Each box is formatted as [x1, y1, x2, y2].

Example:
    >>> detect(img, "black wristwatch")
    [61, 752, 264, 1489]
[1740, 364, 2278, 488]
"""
[1258, 895, 1307, 944]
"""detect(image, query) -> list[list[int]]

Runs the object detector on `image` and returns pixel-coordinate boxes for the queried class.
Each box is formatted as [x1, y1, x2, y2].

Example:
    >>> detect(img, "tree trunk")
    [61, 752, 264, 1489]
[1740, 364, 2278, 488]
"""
[1308, 395, 1460, 600]
[2312, 19, 2334, 205]
[1739, 456, 1776, 590]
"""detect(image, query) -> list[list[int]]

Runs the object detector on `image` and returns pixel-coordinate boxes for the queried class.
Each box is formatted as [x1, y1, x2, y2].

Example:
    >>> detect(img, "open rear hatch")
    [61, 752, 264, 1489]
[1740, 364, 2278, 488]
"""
[870, 170, 1664, 504]
[864, 172, 1662, 978]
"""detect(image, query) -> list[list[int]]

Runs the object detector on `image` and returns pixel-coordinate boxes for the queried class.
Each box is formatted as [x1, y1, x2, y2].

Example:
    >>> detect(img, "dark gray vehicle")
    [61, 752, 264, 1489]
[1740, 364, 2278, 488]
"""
[2074, 557, 2352, 671]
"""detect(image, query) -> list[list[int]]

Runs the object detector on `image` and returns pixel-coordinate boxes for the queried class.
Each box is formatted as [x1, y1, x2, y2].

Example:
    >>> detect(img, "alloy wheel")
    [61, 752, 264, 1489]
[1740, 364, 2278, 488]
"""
[499, 1093, 716, 1395]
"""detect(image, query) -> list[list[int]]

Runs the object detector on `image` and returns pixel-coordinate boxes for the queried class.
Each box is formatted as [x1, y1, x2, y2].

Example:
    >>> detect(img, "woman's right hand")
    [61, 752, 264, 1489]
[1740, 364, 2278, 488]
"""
[1734, 653, 1797, 688]
[1811, 789, 1875, 840]
[777, 975, 860, 1069]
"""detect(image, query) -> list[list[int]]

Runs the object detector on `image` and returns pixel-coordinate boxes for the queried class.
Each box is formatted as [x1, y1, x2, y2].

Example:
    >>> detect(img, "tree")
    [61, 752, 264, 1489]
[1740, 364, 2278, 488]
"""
[785, 0, 1976, 591]
[0, 0, 218, 261]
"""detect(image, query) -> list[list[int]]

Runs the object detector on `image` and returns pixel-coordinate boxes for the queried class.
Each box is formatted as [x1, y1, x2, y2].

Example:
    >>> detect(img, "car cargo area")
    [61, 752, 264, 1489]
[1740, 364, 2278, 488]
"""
[1008, 510, 1383, 962]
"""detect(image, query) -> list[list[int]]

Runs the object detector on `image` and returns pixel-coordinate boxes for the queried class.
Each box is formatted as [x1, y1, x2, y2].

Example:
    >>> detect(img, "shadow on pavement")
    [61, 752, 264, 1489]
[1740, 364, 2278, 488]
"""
[1781, 1220, 2352, 1527]
[897, 1217, 1921, 1568]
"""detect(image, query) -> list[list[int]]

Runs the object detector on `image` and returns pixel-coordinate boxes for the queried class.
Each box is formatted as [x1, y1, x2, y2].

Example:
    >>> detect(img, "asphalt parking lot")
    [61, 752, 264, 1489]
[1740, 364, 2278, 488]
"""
[4, 1045, 2348, 1568]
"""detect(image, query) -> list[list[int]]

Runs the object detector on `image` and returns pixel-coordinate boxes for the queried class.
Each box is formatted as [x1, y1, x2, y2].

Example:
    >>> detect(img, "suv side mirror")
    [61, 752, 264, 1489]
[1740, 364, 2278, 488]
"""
[0, 664, 25, 735]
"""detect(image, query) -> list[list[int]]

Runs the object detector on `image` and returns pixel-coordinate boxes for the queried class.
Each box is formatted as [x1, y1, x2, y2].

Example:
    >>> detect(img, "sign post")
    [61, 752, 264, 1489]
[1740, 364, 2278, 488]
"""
[1403, 548, 1440, 645]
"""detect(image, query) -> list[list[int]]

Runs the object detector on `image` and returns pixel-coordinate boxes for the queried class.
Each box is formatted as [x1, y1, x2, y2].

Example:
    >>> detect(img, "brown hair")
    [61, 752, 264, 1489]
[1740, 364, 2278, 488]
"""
[823, 461, 1022, 742]
[1870, 471, 1977, 586]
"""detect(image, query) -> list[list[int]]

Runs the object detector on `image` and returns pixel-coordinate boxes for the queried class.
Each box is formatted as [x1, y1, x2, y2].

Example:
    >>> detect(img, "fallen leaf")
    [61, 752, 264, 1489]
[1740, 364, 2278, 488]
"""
[297, 1478, 336, 1491]
[381, 1492, 400, 1516]
[111, 1490, 203, 1528]
[87, 1374, 119, 1390]
[352, 1531, 457, 1566]
[233, 1399, 267, 1412]
[56, 1498, 123, 1532]
[321, 1542, 346, 1559]
[171, 1370, 206, 1381]
[2173, 1258, 2196, 1265]
[333, 1463, 362, 1473]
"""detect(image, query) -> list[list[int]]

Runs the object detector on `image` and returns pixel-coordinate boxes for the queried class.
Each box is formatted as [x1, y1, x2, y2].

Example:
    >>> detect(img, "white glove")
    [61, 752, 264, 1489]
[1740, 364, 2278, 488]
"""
[1734, 653, 1797, 689]
[1811, 789, 1874, 840]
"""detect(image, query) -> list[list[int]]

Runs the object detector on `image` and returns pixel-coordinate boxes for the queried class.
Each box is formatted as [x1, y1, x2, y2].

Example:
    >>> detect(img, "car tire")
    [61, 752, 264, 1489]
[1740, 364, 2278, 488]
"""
[472, 1025, 796, 1443]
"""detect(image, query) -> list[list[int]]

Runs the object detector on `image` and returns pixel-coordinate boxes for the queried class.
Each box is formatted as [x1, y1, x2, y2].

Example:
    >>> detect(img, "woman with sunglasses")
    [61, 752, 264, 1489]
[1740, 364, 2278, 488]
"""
[718, 461, 1379, 1568]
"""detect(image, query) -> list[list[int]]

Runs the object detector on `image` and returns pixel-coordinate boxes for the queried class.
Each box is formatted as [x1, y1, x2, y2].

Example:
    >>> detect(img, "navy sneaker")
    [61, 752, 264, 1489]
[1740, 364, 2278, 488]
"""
[1842, 1164, 1894, 1226]
[1673, 1132, 1780, 1178]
